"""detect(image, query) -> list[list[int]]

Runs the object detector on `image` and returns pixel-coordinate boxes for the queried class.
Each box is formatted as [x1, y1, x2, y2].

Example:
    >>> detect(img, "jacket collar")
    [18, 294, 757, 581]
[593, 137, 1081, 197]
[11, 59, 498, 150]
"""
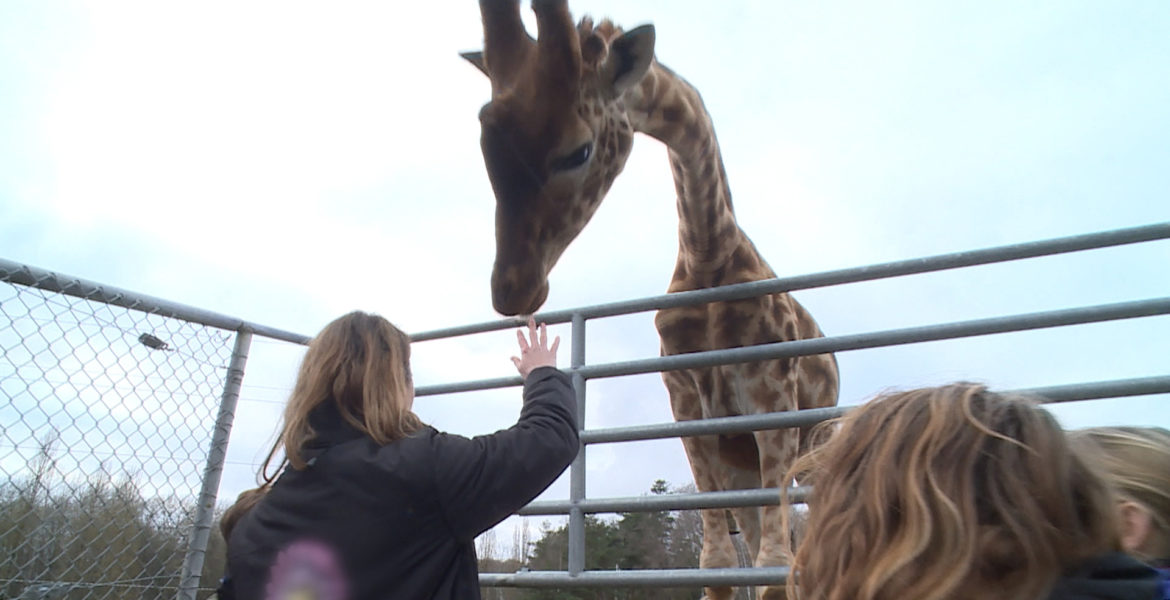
[1047, 552, 1162, 600]
[306, 401, 367, 450]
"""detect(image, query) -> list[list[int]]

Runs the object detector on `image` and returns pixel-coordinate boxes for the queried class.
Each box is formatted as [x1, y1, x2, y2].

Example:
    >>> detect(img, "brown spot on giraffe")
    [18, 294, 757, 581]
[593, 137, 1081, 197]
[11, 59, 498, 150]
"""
[718, 434, 761, 471]
[760, 451, 781, 475]
[465, 3, 838, 598]
[655, 314, 706, 343]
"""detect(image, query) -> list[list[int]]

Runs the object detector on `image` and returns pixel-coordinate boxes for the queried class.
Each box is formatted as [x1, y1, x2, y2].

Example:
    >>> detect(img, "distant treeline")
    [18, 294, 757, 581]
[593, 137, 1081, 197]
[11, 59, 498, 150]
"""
[2, 444, 749, 600]
[477, 479, 712, 600]
[0, 441, 224, 600]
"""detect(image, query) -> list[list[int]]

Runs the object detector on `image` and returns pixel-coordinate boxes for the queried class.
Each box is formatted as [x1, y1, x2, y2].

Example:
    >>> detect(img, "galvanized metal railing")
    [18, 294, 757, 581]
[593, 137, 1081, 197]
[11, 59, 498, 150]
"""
[405, 221, 1170, 590]
[1, 221, 1167, 595]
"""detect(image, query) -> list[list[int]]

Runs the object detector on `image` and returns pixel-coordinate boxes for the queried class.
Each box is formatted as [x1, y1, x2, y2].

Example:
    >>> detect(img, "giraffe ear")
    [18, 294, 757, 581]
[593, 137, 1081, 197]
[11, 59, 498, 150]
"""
[461, 51, 489, 77]
[601, 24, 655, 97]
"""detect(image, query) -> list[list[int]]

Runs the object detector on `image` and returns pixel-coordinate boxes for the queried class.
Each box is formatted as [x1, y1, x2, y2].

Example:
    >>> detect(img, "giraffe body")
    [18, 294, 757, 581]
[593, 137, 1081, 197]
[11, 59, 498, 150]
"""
[466, 3, 838, 597]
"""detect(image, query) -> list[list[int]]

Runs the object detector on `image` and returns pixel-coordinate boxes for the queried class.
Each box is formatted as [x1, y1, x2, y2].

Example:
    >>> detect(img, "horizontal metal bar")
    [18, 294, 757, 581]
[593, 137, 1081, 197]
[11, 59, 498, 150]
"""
[579, 297, 1170, 379]
[414, 375, 522, 397]
[414, 298, 1170, 396]
[411, 222, 1170, 341]
[582, 406, 848, 444]
[1016, 376, 1170, 404]
[580, 375, 1170, 444]
[0, 258, 311, 344]
[520, 487, 810, 516]
[479, 567, 789, 588]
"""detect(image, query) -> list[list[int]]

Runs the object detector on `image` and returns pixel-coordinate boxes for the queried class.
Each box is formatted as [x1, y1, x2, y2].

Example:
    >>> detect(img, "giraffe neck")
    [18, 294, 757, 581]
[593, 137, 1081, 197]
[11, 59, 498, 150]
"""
[625, 62, 744, 276]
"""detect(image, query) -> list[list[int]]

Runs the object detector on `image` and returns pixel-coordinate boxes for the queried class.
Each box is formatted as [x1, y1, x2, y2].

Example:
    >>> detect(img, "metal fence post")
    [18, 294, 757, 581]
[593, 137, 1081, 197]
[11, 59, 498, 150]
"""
[567, 313, 587, 575]
[176, 329, 253, 600]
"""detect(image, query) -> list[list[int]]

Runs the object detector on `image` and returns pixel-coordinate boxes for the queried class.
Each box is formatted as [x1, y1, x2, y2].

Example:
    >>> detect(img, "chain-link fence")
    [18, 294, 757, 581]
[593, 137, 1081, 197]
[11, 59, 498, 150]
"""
[0, 279, 235, 599]
[0, 261, 308, 600]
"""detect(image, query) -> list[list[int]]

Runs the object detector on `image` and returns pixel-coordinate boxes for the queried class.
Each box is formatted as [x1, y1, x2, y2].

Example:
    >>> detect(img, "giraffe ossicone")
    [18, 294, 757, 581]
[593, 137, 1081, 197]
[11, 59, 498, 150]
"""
[466, 2, 839, 599]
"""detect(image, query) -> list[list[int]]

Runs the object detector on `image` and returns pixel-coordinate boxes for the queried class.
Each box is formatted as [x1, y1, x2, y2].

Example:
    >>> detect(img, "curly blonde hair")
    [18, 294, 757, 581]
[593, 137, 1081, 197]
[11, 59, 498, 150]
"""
[783, 383, 1119, 600]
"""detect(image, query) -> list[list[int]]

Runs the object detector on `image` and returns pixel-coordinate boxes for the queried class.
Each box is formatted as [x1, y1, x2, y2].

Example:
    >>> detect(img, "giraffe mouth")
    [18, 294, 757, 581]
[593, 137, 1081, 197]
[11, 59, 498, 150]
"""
[491, 269, 550, 316]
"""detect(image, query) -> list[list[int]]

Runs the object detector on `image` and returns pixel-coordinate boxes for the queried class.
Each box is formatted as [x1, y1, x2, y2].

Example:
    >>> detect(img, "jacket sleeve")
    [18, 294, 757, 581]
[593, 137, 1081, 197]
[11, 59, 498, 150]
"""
[430, 366, 579, 540]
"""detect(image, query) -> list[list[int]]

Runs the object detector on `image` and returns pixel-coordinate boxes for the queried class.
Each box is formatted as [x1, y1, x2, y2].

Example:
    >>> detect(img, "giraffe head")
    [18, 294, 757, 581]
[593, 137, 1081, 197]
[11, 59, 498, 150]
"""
[465, 0, 656, 315]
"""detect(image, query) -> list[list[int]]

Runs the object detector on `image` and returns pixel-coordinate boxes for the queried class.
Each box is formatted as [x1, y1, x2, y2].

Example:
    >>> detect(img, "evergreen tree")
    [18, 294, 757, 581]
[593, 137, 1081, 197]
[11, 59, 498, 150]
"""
[612, 480, 674, 570]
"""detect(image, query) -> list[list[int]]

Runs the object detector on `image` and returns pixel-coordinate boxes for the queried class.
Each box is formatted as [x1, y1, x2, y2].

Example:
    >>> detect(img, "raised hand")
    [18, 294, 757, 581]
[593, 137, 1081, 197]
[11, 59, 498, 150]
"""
[511, 317, 560, 380]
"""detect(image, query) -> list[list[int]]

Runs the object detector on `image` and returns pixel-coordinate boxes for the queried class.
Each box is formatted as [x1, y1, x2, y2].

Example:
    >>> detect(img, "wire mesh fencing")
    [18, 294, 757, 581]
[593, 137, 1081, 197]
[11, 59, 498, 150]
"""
[0, 276, 236, 600]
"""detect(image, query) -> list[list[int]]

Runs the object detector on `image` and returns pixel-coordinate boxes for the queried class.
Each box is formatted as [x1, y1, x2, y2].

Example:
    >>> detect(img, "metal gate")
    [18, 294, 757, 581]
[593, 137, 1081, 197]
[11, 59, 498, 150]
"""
[408, 222, 1170, 590]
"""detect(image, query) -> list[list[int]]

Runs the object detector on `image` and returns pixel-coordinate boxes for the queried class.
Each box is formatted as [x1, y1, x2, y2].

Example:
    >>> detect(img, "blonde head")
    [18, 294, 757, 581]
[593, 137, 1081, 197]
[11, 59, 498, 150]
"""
[1069, 426, 1170, 564]
[784, 383, 1119, 600]
[261, 311, 421, 479]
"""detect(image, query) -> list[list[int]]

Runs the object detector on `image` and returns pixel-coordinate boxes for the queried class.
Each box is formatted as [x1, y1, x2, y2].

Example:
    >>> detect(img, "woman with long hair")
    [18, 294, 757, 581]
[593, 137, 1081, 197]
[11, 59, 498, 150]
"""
[782, 383, 1160, 600]
[218, 312, 577, 600]
[1070, 426, 1170, 598]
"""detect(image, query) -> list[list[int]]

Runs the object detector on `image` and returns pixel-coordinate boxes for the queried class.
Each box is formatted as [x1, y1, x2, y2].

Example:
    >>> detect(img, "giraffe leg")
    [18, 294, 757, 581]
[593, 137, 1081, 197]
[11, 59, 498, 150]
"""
[729, 504, 761, 565]
[752, 424, 800, 600]
[720, 439, 763, 561]
[664, 370, 737, 600]
[682, 436, 740, 600]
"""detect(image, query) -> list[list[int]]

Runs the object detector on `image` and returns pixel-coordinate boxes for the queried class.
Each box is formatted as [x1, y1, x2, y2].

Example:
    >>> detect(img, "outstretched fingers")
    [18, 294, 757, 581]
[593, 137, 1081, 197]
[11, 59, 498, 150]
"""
[510, 316, 560, 379]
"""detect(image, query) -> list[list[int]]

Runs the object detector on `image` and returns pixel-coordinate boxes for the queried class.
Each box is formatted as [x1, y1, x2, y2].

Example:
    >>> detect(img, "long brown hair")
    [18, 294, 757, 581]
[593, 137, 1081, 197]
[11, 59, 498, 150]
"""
[783, 383, 1119, 600]
[1069, 426, 1170, 564]
[261, 310, 422, 480]
[220, 312, 422, 538]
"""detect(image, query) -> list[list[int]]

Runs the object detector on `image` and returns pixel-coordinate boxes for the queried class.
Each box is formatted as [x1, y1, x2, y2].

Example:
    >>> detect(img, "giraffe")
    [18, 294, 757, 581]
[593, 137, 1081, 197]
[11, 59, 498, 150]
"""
[464, 2, 839, 598]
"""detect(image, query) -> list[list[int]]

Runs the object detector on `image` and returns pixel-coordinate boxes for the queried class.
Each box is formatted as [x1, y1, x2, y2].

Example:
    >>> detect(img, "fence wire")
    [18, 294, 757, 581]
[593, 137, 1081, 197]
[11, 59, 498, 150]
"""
[0, 278, 235, 600]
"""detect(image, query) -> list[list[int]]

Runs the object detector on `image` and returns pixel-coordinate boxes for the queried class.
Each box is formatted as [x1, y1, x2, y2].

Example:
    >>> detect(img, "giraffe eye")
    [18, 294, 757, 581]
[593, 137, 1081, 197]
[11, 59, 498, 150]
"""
[553, 142, 593, 171]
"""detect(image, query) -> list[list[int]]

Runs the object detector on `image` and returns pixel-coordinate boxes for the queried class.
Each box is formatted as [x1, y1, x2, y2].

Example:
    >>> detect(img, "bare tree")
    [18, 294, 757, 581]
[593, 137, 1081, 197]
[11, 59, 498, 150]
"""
[477, 528, 500, 563]
[511, 518, 532, 568]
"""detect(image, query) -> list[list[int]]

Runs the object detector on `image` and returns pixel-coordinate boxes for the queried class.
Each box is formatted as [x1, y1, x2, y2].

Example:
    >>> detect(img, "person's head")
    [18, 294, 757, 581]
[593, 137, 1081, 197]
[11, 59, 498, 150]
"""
[783, 383, 1119, 600]
[1068, 426, 1170, 566]
[262, 311, 421, 478]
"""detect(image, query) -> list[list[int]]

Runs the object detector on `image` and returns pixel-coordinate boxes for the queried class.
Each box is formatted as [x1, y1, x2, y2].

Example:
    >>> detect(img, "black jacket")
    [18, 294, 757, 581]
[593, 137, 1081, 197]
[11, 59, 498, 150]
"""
[1047, 552, 1161, 600]
[224, 367, 578, 600]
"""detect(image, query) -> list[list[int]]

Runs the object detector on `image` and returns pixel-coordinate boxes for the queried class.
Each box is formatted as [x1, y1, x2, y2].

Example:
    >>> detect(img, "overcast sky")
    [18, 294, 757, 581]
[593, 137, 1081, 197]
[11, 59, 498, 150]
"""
[2, 1, 1168, 545]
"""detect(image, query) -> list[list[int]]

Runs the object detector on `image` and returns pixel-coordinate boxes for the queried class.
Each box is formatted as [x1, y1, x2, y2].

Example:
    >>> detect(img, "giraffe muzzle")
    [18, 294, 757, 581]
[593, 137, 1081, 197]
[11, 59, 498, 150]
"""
[491, 267, 550, 316]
